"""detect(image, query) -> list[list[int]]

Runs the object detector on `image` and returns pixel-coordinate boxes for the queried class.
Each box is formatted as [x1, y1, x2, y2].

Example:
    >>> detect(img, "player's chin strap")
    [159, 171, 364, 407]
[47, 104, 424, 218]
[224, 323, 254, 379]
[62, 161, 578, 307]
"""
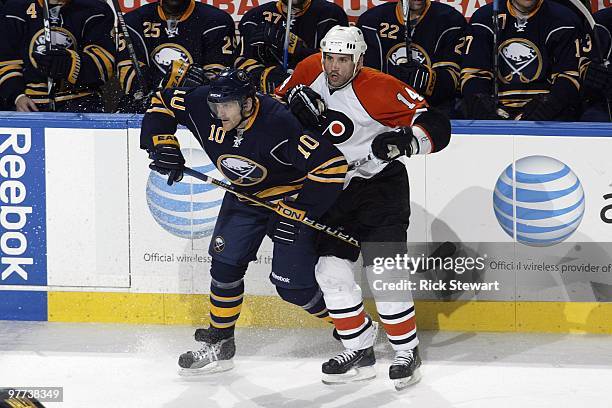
[182, 167, 360, 248]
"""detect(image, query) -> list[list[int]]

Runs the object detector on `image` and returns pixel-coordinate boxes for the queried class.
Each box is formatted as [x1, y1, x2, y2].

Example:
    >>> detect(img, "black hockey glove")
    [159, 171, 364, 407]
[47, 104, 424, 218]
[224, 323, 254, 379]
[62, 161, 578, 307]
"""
[286, 85, 326, 130]
[33, 47, 80, 84]
[583, 62, 612, 100]
[267, 200, 308, 245]
[371, 127, 413, 161]
[148, 134, 185, 185]
[260, 66, 291, 94]
[397, 60, 436, 97]
[520, 94, 565, 121]
[250, 22, 306, 65]
[160, 60, 211, 89]
[462, 93, 508, 120]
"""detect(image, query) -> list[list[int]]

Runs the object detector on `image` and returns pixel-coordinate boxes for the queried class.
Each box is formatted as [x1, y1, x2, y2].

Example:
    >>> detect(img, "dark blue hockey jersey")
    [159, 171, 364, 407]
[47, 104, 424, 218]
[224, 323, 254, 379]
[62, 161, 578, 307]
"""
[595, 7, 612, 61]
[0, 0, 115, 108]
[117, 0, 235, 97]
[356, 0, 466, 105]
[461, 0, 582, 113]
[238, 0, 348, 69]
[140, 87, 347, 218]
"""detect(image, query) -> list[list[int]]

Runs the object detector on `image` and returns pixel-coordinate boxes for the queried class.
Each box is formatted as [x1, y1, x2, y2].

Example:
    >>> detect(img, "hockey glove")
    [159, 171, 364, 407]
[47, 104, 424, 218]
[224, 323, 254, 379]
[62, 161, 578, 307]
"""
[398, 60, 436, 97]
[520, 94, 565, 121]
[161, 60, 211, 89]
[148, 134, 185, 185]
[260, 66, 291, 94]
[33, 47, 80, 84]
[268, 200, 308, 245]
[583, 62, 612, 100]
[250, 22, 305, 65]
[462, 93, 509, 120]
[371, 127, 413, 161]
[286, 85, 326, 130]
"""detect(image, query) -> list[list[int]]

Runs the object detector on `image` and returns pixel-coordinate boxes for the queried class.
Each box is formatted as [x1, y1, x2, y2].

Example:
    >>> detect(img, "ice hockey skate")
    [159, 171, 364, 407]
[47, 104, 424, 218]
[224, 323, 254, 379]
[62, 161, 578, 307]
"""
[321, 321, 379, 384]
[178, 326, 235, 376]
[389, 346, 422, 390]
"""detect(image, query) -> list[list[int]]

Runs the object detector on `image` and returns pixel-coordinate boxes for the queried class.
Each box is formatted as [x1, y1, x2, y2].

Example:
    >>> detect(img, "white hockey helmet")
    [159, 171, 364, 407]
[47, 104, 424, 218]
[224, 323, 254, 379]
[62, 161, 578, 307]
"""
[320, 25, 367, 65]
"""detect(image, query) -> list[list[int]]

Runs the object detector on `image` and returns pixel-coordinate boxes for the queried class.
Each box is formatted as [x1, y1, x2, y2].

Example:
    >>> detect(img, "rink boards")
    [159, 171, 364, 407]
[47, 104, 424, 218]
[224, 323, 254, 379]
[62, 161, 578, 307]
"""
[1, 113, 612, 333]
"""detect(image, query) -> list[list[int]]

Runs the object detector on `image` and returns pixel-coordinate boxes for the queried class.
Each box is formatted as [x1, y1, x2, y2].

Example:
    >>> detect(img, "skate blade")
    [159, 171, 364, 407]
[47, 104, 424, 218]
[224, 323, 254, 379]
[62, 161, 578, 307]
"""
[178, 360, 234, 377]
[322, 365, 376, 385]
[393, 368, 422, 391]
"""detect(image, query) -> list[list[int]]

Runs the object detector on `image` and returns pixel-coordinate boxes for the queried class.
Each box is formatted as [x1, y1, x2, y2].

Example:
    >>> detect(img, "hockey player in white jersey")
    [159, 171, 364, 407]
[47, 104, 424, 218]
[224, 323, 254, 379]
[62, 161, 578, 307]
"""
[276, 25, 451, 390]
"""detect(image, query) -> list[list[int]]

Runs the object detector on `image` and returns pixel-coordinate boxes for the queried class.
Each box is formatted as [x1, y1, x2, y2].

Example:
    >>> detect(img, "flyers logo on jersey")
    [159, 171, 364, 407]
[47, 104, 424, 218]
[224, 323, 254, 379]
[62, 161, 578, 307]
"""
[217, 154, 268, 186]
[321, 109, 355, 144]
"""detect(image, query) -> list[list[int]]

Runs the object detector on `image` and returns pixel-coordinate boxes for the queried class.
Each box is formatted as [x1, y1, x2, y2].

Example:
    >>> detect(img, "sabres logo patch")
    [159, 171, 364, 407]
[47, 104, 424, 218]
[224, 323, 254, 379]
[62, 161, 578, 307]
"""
[217, 155, 268, 186]
[498, 39, 542, 84]
[386, 43, 430, 67]
[151, 43, 193, 75]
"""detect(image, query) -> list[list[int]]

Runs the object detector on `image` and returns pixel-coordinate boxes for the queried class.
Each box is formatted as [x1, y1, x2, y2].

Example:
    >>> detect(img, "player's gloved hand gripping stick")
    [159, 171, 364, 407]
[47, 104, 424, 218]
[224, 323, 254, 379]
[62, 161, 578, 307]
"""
[182, 167, 360, 248]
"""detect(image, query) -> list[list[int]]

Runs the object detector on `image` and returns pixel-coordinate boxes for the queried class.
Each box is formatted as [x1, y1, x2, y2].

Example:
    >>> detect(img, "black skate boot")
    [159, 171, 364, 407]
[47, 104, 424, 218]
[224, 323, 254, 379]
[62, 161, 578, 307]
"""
[178, 326, 235, 376]
[322, 346, 377, 384]
[389, 346, 422, 390]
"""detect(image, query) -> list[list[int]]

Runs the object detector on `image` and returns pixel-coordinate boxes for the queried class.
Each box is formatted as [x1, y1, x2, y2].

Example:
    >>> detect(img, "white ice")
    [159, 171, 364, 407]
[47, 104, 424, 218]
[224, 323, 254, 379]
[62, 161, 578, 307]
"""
[1, 322, 611, 408]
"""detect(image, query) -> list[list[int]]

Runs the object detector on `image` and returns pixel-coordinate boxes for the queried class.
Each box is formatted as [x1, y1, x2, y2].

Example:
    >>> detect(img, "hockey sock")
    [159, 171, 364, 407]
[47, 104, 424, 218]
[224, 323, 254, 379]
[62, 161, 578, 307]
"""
[209, 261, 247, 330]
[276, 286, 333, 323]
[328, 301, 373, 347]
[378, 302, 418, 350]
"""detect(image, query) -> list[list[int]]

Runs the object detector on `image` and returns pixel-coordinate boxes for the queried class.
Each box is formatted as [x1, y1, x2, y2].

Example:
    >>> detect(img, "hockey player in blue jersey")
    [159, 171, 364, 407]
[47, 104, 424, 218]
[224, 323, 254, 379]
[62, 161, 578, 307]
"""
[116, 0, 236, 113]
[461, 0, 583, 121]
[581, 7, 612, 121]
[236, 0, 348, 94]
[356, 0, 466, 112]
[140, 68, 348, 375]
[0, 0, 116, 112]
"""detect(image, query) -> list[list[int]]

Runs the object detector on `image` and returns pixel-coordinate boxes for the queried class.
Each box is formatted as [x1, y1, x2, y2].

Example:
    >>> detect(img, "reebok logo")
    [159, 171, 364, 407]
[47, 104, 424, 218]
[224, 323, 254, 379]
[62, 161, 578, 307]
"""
[0, 130, 33, 282]
[271, 272, 290, 283]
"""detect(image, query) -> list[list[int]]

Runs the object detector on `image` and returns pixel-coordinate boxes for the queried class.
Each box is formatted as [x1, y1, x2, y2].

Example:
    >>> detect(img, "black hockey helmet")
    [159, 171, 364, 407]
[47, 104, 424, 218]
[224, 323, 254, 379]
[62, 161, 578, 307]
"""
[207, 68, 255, 104]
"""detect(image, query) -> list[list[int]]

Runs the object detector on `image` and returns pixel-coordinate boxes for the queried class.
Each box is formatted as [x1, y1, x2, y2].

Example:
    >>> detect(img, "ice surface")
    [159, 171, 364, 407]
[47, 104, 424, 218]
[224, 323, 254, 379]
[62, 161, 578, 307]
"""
[1, 322, 611, 408]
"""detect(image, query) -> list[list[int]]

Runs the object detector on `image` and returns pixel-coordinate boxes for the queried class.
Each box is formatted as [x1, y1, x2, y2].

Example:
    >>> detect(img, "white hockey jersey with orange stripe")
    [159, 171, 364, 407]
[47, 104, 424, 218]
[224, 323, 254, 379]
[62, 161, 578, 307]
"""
[276, 52, 431, 185]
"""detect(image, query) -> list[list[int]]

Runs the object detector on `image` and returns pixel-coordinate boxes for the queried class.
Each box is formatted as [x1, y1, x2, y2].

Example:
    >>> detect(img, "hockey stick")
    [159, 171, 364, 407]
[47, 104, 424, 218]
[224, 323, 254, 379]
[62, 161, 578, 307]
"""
[41, 0, 56, 111]
[282, 0, 294, 71]
[182, 167, 360, 247]
[402, 0, 413, 63]
[491, 0, 500, 108]
[347, 153, 375, 170]
[108, 0, 149, 97]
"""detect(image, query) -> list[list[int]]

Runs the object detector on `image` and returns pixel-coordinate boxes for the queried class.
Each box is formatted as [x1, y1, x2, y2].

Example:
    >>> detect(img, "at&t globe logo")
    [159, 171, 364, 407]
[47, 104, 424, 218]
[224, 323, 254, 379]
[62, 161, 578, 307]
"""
[493, 156, 585, 246]
[146, 148, 224, 239]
